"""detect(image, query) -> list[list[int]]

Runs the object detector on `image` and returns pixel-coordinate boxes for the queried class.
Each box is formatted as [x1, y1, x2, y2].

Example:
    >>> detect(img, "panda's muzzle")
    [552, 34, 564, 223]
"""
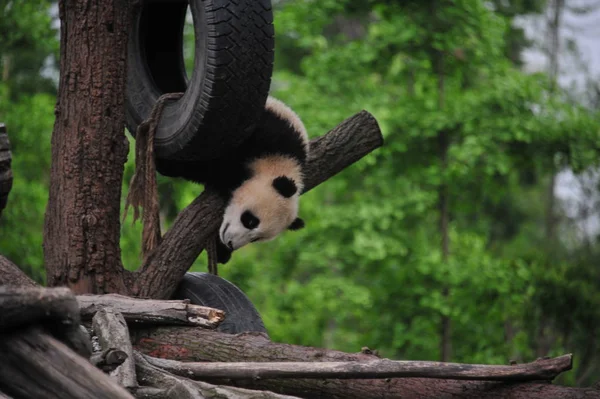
[220, 223, 234, 250]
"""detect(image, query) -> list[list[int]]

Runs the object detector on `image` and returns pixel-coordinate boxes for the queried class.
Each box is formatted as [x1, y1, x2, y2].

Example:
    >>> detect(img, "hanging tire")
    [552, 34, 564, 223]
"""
[126, 0, 274, 161]
[173, 272, 268, 335]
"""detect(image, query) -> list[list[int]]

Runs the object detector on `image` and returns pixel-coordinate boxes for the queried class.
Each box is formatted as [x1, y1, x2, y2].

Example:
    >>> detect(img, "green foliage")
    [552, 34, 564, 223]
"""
[0, 84, 54, 283]
[216, 0, 600, 383]
[0, 0, 58, 98]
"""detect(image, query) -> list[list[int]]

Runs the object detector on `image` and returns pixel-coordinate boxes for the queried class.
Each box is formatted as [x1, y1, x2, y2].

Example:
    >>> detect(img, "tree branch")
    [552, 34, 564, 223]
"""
[134, 110, 383, 299]
[140, 353, 572, 381]
[78, 294, 225, 328]
[131, 327, 600, 399]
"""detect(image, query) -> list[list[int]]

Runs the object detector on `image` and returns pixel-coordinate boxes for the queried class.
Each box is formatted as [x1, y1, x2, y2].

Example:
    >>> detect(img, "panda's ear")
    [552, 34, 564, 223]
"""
[288, 217, 305, 231]
[272, 176, 297, 198]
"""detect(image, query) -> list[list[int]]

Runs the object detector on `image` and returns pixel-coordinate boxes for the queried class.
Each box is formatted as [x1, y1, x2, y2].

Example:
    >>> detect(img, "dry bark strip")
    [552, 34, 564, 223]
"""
[132, 327, 600, 399]
[0, 327, 134, 399]
[92, 307, 137, 390]
[78, 293, 225, 328]
[134, 110, 384, 299]
[140, 354, 572, 382]
[134, 352, 301, 399]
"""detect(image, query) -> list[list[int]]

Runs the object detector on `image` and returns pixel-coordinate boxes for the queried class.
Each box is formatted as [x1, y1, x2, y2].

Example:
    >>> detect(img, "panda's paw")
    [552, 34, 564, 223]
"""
[216, 239, 233, 264]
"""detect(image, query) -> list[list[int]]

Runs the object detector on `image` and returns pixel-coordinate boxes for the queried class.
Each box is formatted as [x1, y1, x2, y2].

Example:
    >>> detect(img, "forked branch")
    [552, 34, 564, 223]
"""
[134, 111, 383, 299]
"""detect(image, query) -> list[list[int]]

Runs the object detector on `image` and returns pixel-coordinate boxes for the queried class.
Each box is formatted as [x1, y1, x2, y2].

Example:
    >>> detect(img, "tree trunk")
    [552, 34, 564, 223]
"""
[434, 21, 451, 362]
[131, 327, 600, 399]
[536, 0, 565, 360]
[0, 123, 12, 220]
[44, 0, 133, 294]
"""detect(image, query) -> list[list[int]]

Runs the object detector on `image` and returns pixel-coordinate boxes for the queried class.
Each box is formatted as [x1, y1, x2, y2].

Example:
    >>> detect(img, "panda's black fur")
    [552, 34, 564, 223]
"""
[155, 103, 307, 200]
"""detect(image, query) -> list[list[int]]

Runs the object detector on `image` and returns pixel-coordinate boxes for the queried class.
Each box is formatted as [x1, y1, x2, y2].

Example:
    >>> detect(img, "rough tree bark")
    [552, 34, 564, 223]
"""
[132, 327, 600, 399]
[43, 0, 133, 294]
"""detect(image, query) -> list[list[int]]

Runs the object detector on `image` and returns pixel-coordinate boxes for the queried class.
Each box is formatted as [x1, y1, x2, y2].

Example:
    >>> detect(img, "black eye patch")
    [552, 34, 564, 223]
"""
[272, 176, 297, 198]
[241, 210, 260, 230]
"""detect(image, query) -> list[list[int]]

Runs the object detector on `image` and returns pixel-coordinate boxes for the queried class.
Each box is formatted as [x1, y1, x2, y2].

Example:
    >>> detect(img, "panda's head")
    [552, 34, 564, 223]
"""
[219, 158, 305, 251]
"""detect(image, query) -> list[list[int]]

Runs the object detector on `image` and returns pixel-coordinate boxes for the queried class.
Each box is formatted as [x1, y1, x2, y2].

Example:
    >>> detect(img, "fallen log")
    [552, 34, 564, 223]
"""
[132, 327, 600, 399]
[78, 293, 225, 328]
[140, 353, 572, 381]
[0, 285, 92, 358]
[134, 352, 301, 399]
[0, 286, 79, 332]
[93, 307, 137, 389]
[134, 110, 384, 299]
[0, 327, 133, 399]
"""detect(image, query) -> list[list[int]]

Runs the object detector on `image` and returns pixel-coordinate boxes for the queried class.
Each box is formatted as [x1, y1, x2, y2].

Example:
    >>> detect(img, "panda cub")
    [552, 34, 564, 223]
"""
[156, 96, 309, 264]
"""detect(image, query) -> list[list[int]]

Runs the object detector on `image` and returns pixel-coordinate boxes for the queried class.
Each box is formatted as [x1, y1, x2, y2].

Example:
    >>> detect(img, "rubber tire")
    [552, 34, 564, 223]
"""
[126, 0, 274, 161]
[173, 272, 268, 335]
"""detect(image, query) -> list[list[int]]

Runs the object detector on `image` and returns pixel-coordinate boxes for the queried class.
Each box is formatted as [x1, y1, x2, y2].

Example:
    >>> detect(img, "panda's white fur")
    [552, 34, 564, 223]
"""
[219, 96, 309, 252]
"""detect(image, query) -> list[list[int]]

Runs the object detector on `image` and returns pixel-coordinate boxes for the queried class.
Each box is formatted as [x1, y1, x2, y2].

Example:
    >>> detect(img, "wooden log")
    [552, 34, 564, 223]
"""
[133, 111, 384, 299]
[49, 323, 93, 359]
[0, 286, 79, 332]
[140, 353, 572, 381]
[0, 284, 92, 357]
[134, 352, 301, 399]
[0, 327, 134, 399]
[132, 327, 600, 399]
[78, 293, 225, 328]
[92, 307, 137, 390]
[0, 255, 38, 288]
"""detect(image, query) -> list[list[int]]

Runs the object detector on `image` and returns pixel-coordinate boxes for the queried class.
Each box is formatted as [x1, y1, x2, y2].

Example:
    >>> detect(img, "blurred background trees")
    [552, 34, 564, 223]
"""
[1, 0, 600, 387]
